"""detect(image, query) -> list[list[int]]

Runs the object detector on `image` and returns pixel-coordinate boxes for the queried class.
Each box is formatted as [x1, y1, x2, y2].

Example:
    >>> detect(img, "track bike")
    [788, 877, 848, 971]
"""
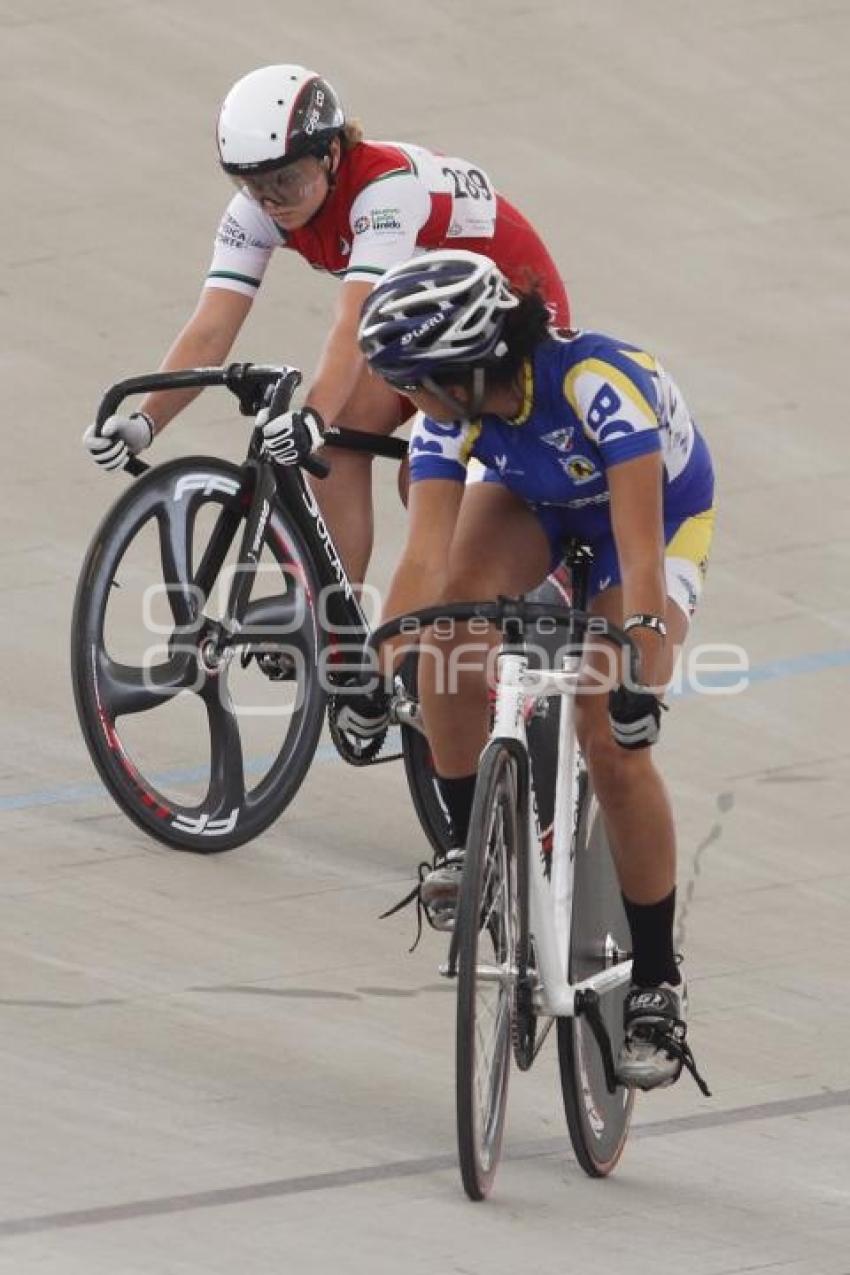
[71, 362, 451, 854]
[371, 567, 640, 1199]
[73, 362, 567, 856]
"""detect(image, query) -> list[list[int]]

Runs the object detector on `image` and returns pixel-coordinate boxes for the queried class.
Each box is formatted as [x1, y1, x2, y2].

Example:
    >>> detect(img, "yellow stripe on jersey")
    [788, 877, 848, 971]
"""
[563, 358, 658, 439]
[666, 507, 716, 578]
[460, 420, 483, 466]
[618, 348, 658, 373]
[508, 360, 535, 426]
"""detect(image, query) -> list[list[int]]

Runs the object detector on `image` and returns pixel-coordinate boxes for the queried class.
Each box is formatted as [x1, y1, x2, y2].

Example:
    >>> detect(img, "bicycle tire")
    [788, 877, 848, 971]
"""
[557, 776, 634, 1176]
[71, 456, 326, 853]
[455, 741, 518, 1201]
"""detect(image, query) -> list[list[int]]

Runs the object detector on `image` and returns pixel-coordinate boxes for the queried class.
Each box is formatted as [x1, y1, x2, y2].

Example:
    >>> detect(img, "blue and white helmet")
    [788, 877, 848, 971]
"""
[357, 250, 520, 387]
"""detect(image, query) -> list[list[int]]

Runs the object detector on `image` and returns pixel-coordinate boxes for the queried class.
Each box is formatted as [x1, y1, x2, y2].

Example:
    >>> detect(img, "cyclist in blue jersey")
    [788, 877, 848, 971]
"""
[350, 249, 716, 1092]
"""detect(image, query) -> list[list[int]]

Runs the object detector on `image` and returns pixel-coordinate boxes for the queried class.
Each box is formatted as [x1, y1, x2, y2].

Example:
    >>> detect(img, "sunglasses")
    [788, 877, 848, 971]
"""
[229, 156, 326, 209]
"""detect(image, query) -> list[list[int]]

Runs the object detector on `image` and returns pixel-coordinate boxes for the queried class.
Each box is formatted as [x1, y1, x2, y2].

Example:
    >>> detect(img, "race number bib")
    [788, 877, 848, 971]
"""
[440, 156, 497, 239]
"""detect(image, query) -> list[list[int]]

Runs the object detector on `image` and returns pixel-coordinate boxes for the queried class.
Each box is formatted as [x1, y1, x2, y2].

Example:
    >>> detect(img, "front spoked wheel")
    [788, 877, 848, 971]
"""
[71, 457, 326, 853]
[455, 743, 520, 1201]
[557, 774, 634, 1176]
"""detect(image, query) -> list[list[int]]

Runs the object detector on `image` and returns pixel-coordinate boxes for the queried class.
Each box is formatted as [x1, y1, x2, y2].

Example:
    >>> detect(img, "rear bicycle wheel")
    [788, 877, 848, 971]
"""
[71, 456, 326, 853]
[455, 742, 519, 1201]
[557, 773, 634, 1176]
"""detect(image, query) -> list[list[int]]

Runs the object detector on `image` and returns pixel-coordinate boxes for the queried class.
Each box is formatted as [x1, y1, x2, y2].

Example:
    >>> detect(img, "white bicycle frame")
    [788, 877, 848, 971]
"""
[491, 646, 633, 1019]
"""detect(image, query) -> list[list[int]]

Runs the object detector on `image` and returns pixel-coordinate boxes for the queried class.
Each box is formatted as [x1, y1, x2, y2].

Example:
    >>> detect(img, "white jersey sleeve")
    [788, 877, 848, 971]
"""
[345, 173, 431, 282]
[204, 192, 283, 297]
[563, 356, 662, 466]
[408, 415, 481, 484]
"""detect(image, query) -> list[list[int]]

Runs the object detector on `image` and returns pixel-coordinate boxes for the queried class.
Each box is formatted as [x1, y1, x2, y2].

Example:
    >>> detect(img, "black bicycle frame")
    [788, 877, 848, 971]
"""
[94, 362, 406, 669]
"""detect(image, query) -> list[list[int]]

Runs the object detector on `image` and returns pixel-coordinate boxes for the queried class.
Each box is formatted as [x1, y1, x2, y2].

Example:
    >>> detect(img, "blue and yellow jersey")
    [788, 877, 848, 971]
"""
[408, 330, 714, 542]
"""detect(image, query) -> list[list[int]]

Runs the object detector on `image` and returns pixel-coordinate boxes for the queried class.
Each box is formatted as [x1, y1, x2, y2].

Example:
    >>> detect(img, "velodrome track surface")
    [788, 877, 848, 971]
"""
[2, 1, 849, 1270]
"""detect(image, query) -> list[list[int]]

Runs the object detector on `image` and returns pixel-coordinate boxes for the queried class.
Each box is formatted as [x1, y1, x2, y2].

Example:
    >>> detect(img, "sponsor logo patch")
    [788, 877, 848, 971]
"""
[541, 427, 574, 452]
[563, 456, 598, 484]
[677, 572, 699, 616]
[401, 312, 446, 345]
[370, 207, 402, 232]
[631, 991, 668, 1011]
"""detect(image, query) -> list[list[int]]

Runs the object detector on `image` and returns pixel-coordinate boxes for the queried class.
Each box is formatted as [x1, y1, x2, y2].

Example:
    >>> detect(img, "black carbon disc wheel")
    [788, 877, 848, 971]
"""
[557, 779, 634, 1176]
[71, 457, 326, 853]
[455, 743, 519, 1201]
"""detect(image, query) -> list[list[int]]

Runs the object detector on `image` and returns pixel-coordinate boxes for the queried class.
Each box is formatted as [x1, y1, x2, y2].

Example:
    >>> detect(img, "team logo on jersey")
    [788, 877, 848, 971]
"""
[353, 215, 370, 235]
[409, 437, 444, 458]
[422, 419, 462, 437]
[677, 573, 698, 617]
[217, 213, 249, 249]
[562, 456, 598, 484]
[541, 427, 574, 452]
[371, 207, 402, 232]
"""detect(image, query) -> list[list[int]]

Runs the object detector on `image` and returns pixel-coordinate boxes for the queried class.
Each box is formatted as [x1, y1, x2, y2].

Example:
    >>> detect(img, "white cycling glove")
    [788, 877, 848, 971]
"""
[83, 412, 154, 472]
[259, 405, 326, 466]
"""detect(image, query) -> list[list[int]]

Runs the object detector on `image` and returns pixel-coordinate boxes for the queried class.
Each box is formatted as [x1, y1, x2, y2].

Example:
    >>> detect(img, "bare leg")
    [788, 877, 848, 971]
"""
[575, 588, 689, 904]
[419, 483, 551, 777]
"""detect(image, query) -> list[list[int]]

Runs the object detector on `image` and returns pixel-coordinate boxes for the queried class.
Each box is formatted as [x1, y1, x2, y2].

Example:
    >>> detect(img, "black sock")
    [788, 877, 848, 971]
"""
[435, 773, 477, 849]
[622, 889, 681, 987]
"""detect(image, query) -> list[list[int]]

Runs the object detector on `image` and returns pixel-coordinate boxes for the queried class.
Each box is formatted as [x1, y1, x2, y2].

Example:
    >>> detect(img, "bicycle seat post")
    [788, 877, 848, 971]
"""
[498, 597, 526, 654]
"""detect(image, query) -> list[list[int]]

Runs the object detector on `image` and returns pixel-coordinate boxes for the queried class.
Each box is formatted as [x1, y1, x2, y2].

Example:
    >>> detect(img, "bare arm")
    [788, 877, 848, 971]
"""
[139, 287, 253, 434]
[606, 451, 668, 687]
[303, 279, 373, 425]
[379, 478, 465, 674]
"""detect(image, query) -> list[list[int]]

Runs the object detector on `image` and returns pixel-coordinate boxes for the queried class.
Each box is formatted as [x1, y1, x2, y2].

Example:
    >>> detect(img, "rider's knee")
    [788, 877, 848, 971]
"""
[578, 715, 644, 801]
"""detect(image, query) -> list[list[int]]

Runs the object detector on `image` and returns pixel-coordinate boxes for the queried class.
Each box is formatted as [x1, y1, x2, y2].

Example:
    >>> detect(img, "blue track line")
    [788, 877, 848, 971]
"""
[1, 650, 847, 816]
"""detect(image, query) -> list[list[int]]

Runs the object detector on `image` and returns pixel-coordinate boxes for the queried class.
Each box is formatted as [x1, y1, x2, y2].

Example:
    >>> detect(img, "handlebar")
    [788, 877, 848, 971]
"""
[94, 362, 330, 478]
[369, 598, 641, 685]
[263, 368, 328, 479]
[95, 363, 411, 479]
[97, 368, 249, 477]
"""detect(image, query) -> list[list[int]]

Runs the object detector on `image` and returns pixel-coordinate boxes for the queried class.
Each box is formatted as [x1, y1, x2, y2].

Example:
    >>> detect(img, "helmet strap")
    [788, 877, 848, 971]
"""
[468, 367, 487, 417]
[420, 368, 486, 422]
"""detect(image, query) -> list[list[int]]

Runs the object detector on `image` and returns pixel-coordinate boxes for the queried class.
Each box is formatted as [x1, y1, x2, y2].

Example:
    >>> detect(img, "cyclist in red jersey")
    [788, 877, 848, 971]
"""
[83, 64, 570, 585]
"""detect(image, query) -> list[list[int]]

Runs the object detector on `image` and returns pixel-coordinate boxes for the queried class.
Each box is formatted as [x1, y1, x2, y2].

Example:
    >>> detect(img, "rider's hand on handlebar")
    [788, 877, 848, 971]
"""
[83, 412, 154, 473]
[608, 685, 667, 750]
[259, 405, 328, 466]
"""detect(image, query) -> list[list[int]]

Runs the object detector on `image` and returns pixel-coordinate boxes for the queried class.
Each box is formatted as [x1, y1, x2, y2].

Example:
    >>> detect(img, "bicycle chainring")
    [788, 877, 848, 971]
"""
[512, 972, 538, 1071]
[327, 695, 389, 766]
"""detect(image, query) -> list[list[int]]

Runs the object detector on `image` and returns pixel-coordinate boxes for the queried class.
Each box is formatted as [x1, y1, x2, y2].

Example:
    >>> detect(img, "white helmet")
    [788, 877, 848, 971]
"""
[216, 64, 345, 176]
